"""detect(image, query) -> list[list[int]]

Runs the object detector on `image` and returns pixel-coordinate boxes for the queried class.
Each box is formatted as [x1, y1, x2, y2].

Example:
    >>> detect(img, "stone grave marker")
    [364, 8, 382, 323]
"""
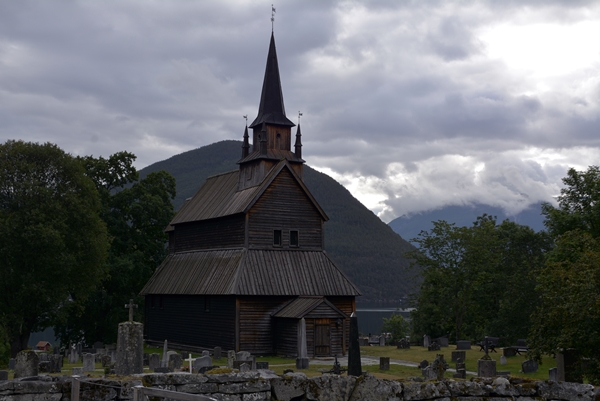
[500, 355, 507, 365]
[451, 350, 466, 363]
[9, 358, 15, 370]
[256, 361, 269, 370]
[236, 351, 251, 361]
[160, 340, 168, 368]
[436, 337, 449, 347]
[193, 355, 213, 373]
[72, 367, 83, 375]
[549, 367, 558, 381]
[348, 312, 362, 377]
[239, 363, 250, 373]
[101, 355, 112, 368]
[477, 357, 496, 377]
[422, 365, 437, 380]
[379, 336, 385, 346]
[430, 354, 448, 380]
[143, 353, 149, 366]
[503, 347, 517, 357]
[556, 349, 582, 383]
[39, 361, 50, 373]
[48, 354, 62, 373]
[115, 321, 144, 375]
[456, 340, 471, 350]
[296, 317, 309, 370]
[168, 352, 182, 370]
[202, 350, 210, 357]
[522, 359, 538, 373]
[214, 346, 222, 359]
[39, 353, 49, 362]
[82, 353, 95, 372]
[428, 342, 440, 351]
[110, 349, 116, 364]
[14, 350, 39, 378]
[0, 371, 8, 381]
[423, 335, 431, 348]
[53, 346, 60, 355]
[69, 348, 78, 364]
[149, 353, 160, 370]
[419, 359, 429, 369]
[453, 358, 466, 379]
[227, 350, 235, 368]
[379, 357, 390, 370]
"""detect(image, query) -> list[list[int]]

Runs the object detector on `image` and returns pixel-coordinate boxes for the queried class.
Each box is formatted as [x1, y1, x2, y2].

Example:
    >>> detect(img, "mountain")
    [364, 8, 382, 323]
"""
[140, 140, 419, 302]
[389, 203, 546, 244]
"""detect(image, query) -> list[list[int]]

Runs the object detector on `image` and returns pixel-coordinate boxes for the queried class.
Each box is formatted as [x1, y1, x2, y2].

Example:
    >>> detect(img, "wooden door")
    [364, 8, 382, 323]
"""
[314, 319, 330, 356]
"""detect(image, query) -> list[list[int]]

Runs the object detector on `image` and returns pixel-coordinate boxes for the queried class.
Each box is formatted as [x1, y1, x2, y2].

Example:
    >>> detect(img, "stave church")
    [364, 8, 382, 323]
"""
[140, 31, 361, 357]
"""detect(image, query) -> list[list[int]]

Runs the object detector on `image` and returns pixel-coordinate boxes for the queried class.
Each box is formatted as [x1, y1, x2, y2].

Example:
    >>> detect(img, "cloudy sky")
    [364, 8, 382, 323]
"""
[1, 1, 599, 222]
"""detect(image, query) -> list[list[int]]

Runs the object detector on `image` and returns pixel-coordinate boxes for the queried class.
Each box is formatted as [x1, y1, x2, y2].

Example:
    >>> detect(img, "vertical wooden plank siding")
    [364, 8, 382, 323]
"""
[174, 215, 245, 252]
[273, 319, 298, 357]
[247, 169, 323, 249]
[145, 295, 236, 350]
[238, 296, 292, 354]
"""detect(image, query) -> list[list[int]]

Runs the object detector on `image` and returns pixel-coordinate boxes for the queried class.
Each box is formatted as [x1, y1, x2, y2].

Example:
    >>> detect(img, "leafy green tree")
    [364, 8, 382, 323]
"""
[382, 313, 409, 343]
[55, 152, 176, 345]
[410, 215, 550, 343]
[529, 165, 600, 384]
[0, 141, 109, 357]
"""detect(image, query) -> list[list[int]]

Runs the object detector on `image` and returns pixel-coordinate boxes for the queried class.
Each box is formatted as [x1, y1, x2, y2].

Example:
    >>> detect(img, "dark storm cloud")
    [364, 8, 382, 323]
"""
[1, 0, 599, 220]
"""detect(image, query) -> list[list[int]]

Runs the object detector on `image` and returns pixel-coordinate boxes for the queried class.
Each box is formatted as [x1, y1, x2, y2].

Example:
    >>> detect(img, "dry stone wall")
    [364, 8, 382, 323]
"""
[1, 371, 599, 401]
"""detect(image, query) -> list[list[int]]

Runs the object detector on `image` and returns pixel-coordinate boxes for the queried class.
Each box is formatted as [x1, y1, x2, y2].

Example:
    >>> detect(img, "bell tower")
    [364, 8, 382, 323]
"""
[238, 33, 304, 190]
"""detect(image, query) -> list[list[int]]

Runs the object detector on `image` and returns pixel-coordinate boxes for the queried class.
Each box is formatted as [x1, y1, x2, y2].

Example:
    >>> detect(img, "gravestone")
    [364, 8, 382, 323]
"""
[72, 367, 83, 375]
[296, 318, 309, 370]
[39, 361, 50, 373]
[240, 363, 250, 373]
[236, 351, 251, 360]
[82, 353, 95, 372]
[149, 353, 160, 370]
[193, 356, 212, 373]
[0, 371, 8, 381]
[503, 347, 517, 357]
[115, 321, 144, 375]
[549, 367, 558, 381]
[453, 358, 466, 379]
[379, 357, 390, 370]
[522, 359, 538, 373]
[379, 336, 385, 346]
[477, 357, 496, 377]
[101, 355, 112, 368]
[256, 361, 269, 370]
[39, 353, 49, 362]
[359, 338, 369, 346]
[202, 350, 210, 357]
[161, 340, 169, 368]
[348, 312, 362, 376]
[110, 350, 116, 364]
[143, 353, 149, 366]
[14, 350, 39, 378]
[436, 337, 449, 347]
[54, 346, 60, 355]
[500, 355, 507, 365]
[423, 335, 430, 348]
[419, 359, 429, 369]
[9, 358, 15, 370]
[397, 338, 410, 349]
[227, 350, 235, 368]
[168, 351, 182, 370]
[451, 350, 466, 363]
[556, 349, 582, 383]
[48, 354, 62, 373]
[430, 354, 448, 380]
[456, 340, 471, 350]
[428, 342, 440, 351]
[422, 366, 437, 380]
[69, 348, 79, 364]
[214, 346, 222, 359]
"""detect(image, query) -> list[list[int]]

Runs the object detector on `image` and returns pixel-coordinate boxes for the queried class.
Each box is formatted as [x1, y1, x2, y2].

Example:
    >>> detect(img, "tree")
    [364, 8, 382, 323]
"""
[0, 141, 109, 357]
[529, 165, 600, 384]
[409, 215, 550, 344]
[382, 314, 409, 343]
[55, 152, 176, 345]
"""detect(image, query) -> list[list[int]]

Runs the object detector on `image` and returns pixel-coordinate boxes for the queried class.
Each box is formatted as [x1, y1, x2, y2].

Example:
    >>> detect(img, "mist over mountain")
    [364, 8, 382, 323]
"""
[140, 140, 419, 302]
[389, 203, 546, 244]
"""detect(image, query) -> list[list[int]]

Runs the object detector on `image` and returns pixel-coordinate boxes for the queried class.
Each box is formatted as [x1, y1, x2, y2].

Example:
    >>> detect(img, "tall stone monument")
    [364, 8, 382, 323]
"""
[115, 300, 144, 375]
[347, 312, 362, 376]
[296, 318, 309, 369]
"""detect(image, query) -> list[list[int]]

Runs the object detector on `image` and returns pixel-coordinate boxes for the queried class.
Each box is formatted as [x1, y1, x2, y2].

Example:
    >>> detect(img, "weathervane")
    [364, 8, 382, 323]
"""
[243, 115, 248, 126]
[271, 5, 276, 32]
[298, 111, 302, 124]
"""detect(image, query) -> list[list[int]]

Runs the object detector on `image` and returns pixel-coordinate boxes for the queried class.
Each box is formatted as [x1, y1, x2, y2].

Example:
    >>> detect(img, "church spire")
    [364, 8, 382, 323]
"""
[242, 124, 250, 158]
[295, 112, 302, 159]
[249, 32, 295, 128]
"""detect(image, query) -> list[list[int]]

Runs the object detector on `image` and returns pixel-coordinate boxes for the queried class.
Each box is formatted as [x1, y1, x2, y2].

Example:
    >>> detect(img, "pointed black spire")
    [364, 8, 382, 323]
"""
[249, 32, 295, 128]
[242, 125, 250, 158]
[294, 124, 302, 159]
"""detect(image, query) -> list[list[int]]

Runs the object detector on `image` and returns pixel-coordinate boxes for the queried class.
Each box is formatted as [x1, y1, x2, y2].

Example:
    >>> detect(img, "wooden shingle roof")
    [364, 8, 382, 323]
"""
[169, 160, 327, 227]
[140, 248, 361, 296]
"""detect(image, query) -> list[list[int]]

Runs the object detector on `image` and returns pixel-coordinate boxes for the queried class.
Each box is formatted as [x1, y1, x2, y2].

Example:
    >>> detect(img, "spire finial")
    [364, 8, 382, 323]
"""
[271, 5, 276, 32]
[298, 111, 302, 125]
[243, 115, 248, 126]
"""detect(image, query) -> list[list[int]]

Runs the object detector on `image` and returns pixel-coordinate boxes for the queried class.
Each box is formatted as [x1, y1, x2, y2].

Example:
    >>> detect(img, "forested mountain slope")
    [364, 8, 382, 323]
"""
[140, 140, 418, 301]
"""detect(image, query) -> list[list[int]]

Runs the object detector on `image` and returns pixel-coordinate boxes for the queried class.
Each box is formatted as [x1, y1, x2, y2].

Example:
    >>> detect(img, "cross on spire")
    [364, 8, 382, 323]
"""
[125, 299, 138, 322]
[271, 5, 276, 32]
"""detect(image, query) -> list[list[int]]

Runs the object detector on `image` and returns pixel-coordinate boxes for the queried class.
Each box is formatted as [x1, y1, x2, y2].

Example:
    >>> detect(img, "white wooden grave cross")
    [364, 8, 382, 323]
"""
[125, 299, 138, 322]
[187, 353, 194, 373]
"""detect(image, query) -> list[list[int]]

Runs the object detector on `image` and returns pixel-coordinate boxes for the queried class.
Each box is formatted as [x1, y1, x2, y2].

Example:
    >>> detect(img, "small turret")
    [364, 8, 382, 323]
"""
[242, 125, 250, 158]
[294, 124, 302, 159]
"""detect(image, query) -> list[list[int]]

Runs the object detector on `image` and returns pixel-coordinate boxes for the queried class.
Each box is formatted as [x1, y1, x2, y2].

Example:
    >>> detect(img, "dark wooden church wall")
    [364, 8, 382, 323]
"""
[273, 318, 298, 357]
[238, 296, 292, 354]
[174, 214, 245, 252]
[247, 169, 323, 249]
[145, 295, 236, 350]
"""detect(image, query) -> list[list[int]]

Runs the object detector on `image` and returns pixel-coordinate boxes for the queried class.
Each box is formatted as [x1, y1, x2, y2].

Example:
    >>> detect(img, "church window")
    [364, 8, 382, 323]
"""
[290, 230, 299, 247]
[273, 230, 282, 247]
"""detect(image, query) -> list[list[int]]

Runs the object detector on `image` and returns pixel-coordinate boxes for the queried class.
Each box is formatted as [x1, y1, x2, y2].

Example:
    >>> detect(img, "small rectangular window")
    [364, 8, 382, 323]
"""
[290, 230, 299, 247]
[273, 230, 282, 247]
